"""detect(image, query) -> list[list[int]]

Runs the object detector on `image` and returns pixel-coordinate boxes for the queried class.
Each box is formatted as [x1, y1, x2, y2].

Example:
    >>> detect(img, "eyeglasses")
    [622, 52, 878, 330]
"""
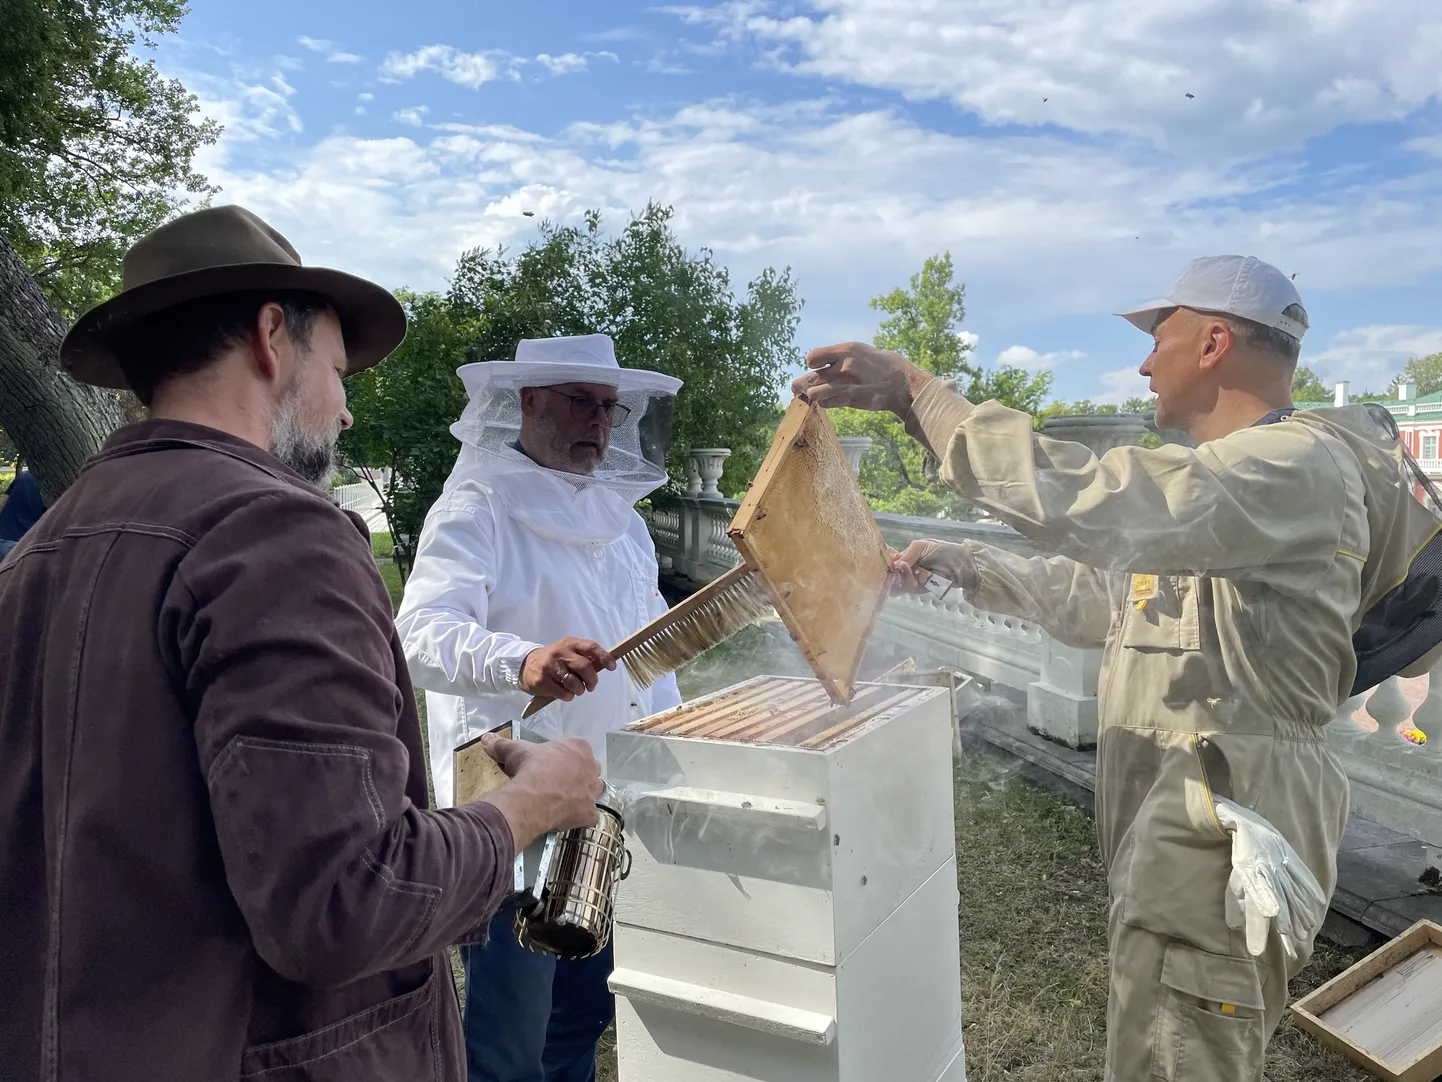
[538, 387, 631, 424]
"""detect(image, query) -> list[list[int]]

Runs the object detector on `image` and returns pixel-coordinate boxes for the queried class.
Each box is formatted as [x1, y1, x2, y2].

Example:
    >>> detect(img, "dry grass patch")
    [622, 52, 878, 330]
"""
[953, 754, 1371, 1081]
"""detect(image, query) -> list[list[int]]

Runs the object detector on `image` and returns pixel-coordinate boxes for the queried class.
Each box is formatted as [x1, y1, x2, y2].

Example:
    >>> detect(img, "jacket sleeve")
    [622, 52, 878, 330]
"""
[395, 501, 541, 700]
[962, 542, 1117, 649]
[905, 380, 1352, 591]
[175, 492, 516, 987]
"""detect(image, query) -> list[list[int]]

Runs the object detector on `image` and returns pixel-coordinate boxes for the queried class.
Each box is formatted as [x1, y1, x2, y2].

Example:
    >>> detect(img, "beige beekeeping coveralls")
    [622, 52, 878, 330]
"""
[903, 381, 1430, 1082]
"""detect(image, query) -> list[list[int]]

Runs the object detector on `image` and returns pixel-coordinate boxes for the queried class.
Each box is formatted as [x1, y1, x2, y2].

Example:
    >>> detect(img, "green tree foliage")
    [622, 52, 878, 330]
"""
[1034, 396, 1156, 423]
[339, 290, 478, 576]
[832, 253, 1052, 518]
[1397, 352, 1442, 397]
[1292, 365, 1330, 403]
[0, 0, 220, 320]
[341, 204, 802, 576]
[0, 427, 17, 468]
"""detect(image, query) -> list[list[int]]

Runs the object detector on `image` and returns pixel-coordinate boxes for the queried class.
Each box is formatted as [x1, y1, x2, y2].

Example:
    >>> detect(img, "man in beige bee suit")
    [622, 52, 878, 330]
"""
[796, 256, 1429, 1081]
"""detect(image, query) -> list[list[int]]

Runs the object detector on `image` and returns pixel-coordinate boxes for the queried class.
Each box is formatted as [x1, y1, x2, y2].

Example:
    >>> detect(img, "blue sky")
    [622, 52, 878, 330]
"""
[158, 0, 1442, 403]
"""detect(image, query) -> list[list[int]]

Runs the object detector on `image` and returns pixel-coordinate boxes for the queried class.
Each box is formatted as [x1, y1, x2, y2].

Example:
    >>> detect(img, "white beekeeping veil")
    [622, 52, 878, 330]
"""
[445, 334, 683, 541]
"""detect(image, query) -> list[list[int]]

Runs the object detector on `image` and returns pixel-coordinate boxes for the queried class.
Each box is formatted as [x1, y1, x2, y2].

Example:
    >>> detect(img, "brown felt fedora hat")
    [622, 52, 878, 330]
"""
[61, 204, 407, 390]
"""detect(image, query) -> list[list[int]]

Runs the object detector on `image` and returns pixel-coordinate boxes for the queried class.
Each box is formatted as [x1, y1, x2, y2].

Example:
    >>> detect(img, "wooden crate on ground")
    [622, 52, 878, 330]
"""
[1291, 918, 1442, 1082]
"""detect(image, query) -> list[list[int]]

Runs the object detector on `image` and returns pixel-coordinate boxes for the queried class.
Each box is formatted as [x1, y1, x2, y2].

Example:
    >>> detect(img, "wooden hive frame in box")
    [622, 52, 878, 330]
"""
[1290, 918, 1442, 1082]
[727, 398, 894, 703]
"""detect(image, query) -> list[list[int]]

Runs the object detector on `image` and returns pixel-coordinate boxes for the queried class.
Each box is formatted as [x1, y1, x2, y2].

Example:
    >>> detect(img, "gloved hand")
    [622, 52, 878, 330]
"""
[792, 342, 937, 417]
[889, 539, 979, 598]
[1213, 797, 1328, 964]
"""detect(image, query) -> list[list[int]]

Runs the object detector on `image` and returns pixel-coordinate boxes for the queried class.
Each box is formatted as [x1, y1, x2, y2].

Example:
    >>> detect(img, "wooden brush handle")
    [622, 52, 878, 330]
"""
[519, 563, 755, 720]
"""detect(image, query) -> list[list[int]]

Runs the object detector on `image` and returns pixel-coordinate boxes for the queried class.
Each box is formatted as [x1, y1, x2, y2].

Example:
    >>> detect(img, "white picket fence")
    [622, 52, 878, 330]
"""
[331, 478, 389, 533]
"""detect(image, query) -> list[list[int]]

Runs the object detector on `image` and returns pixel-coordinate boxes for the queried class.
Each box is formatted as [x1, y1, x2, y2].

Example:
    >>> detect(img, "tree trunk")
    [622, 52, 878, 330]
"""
[0, 232, 126, 505]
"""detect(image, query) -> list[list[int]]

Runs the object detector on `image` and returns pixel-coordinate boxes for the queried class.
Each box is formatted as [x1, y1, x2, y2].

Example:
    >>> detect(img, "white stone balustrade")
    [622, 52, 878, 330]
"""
[644, 447, 1442, 847]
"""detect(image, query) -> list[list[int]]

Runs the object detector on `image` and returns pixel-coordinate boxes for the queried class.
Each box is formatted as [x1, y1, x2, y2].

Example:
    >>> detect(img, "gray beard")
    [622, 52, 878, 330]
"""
[270, 390, 340, 488]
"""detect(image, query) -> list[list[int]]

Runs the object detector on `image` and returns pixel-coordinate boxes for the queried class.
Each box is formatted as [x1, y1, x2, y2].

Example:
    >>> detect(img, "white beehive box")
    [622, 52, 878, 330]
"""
[607, 675, 966, 1082]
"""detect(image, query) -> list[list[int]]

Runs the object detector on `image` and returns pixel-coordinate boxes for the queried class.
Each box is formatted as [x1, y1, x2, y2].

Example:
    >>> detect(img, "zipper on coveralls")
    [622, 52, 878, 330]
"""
[1192, 734, 1229, 839]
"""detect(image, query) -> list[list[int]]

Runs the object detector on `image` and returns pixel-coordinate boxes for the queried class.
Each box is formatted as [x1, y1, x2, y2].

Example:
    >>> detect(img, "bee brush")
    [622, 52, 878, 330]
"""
[520, 562, 774, 720]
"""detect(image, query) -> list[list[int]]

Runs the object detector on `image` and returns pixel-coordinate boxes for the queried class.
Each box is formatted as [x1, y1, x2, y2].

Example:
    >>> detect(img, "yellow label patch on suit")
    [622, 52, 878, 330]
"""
[1130, 574, 1159, 611]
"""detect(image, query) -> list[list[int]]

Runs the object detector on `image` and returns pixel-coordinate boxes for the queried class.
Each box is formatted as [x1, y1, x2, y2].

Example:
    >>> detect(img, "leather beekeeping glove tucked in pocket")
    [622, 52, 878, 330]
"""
[1213, 797, 1328, 963]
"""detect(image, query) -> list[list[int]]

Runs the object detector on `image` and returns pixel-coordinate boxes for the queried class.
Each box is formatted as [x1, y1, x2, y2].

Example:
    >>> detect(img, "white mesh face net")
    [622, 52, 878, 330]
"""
[450, 372, 677, 506]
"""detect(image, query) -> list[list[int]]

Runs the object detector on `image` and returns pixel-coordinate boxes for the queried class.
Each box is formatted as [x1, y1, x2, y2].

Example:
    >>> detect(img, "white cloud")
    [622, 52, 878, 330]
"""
[189, 70, 303, 142]
[646, 55, 694, 76]
[1407, 135, 1442, 159]
[671, 0, 1442, 155]
[1094, 366, 1151, 405]
[380, 45, 515, 88]
[358, 92, 375, 102]
[956, 330, 980, 351]
[1304, 325, 1442, 392]
[191, 87, 1442, 367]
[297, 36, 362, 64]
[994, 345, 1085, 371]
[536, 53, 590, 75]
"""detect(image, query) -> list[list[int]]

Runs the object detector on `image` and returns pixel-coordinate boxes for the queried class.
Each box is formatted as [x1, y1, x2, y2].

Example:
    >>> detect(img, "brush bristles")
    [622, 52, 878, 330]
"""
[623, 572, 774, 688]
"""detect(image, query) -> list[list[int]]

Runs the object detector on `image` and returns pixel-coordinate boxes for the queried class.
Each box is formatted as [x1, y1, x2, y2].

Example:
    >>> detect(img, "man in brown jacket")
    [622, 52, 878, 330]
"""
[0, 204, 607, 1081]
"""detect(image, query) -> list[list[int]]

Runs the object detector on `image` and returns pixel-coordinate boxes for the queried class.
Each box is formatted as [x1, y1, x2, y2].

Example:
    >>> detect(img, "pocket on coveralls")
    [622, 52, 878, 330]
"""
[1153, 942, 1264, 1081]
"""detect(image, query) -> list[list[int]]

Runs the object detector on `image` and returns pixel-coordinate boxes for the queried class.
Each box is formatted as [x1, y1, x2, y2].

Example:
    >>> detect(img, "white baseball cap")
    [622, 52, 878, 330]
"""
[1115, 255, 1307, 340]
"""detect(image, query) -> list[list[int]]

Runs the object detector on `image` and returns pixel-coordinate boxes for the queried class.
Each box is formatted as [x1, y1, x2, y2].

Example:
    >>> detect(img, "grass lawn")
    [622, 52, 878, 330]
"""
[380, 562, 1370, 1081]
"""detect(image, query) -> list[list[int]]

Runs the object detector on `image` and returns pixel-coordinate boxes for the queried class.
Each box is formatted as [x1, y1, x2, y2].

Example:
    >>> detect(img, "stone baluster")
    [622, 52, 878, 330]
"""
[688, 449, 731, 499]
[1365, 676, 1411, 740]
[1409, 661, 1442, 742]
[837, 436, 874, 477]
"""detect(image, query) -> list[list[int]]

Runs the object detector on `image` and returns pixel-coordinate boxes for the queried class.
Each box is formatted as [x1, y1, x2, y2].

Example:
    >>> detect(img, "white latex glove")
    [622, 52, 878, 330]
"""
[1213, 797, 1328, 963]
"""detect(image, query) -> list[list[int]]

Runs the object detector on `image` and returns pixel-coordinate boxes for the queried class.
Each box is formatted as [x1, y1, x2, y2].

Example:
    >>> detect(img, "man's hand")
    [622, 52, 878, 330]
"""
[519, 637, 616, 701]
[478, 734, 604, 851]
[792, 342, 936, 417]
[889, 539, 978, 597]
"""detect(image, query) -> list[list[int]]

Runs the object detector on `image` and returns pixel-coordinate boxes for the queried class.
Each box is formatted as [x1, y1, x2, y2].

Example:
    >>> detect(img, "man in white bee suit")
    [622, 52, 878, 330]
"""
[396, 333, 683, 1082]
[796, 256, 1437, 1081]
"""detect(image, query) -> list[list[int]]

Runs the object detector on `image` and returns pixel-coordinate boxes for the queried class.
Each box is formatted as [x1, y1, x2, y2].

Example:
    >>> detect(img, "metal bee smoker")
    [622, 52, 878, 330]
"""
[513, 782, 631, 959]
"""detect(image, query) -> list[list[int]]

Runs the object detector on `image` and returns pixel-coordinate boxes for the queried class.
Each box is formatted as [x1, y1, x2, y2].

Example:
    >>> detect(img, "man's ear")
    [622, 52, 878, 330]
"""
[249, 302, 287, 384]
[519, 386, 537, 414]
[1198, 318, 1234, 373]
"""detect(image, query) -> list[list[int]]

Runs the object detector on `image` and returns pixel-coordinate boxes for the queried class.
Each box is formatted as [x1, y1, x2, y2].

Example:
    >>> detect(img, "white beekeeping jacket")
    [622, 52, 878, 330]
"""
[395, 335, 684, 807]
